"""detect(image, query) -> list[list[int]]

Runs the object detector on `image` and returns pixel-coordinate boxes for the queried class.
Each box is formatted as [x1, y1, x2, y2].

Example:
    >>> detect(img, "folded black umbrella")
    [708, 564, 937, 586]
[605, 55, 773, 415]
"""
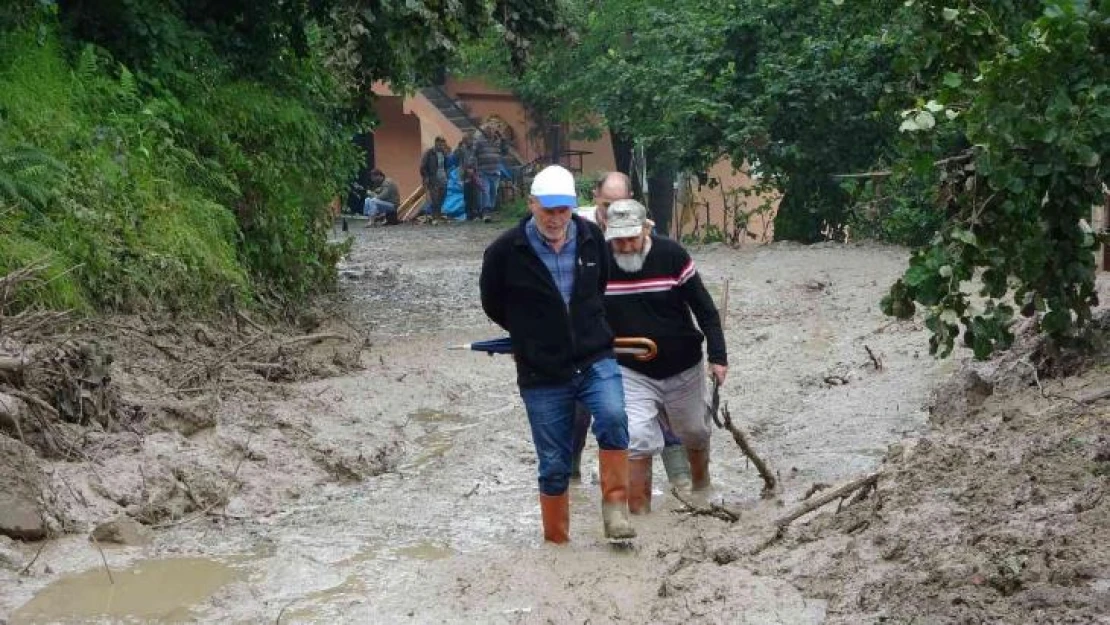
[449, 336, 658, 361]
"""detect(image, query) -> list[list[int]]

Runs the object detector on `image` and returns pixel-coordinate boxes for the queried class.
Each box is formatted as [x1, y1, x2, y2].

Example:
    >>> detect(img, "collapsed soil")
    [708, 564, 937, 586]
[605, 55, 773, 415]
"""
[0, 222, 1107, 624]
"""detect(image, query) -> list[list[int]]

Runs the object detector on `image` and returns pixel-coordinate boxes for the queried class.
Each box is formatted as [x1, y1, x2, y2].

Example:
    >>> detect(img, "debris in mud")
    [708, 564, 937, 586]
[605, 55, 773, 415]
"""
[756, 332, 1110, 624]
[146, 398, 218, 436]
[91, 515, 152, 546]
[311, 439, 402, 482]
[717, 402, 777, 497]
[671, 487, 741, 523]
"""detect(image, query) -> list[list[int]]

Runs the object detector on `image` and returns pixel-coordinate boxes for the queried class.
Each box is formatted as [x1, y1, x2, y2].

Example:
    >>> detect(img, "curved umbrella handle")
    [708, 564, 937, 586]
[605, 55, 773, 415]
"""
[614, 337, 657, 362]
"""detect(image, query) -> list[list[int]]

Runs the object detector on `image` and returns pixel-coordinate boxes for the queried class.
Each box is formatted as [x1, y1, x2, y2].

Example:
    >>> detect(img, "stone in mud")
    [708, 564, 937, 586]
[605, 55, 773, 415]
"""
[0, 435, 47, 541]
[928, 368, 994, 424]
[91, 515, 152, 546]
[0, 535, 24, 570]
[147, 398, 218, 437]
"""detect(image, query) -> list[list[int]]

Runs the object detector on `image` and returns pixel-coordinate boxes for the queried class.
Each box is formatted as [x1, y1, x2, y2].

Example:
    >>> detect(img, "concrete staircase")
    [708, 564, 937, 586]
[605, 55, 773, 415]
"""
[418, 86, 525, 171]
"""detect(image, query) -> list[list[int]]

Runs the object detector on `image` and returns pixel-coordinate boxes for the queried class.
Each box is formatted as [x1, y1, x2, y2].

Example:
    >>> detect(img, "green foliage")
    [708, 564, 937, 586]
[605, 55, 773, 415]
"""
[1, 1, 570, 313]
[461, 0, 902, 241]
[0, 144, 67, 212]
[0, 26, 248, 311]
[469, 0, 1108, 360]
[879, 1, 1108, 358]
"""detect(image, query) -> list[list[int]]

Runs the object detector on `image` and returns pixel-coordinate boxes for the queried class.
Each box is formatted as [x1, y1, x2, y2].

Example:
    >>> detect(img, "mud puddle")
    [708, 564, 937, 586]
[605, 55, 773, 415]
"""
[10, 558, 238, 624]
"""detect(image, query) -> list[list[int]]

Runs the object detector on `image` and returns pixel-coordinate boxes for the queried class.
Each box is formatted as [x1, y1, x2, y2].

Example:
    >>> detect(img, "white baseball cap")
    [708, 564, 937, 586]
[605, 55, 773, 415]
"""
[530, 165, 577, 209]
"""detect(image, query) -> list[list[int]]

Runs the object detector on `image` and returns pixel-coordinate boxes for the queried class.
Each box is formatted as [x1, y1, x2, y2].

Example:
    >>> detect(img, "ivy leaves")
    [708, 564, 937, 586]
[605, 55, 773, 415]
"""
[881, 0, 1107, 358]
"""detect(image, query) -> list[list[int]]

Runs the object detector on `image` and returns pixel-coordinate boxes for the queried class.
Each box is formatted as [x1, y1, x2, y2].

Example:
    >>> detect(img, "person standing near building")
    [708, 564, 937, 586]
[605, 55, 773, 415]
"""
[474, 128, 503, 221]
[453, 133, 481, 221]
[420, 136, 450, 221]
[479, 165, 636, 544]
[602, 198, 728, 513]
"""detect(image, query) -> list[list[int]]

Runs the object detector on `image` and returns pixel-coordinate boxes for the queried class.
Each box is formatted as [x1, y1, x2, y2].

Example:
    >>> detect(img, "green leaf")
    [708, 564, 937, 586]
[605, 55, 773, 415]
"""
[951, 229, 978, 246]
[942, 72, 963, 88]
[942, 8, 960, 21]
[904, 263, 932, 287]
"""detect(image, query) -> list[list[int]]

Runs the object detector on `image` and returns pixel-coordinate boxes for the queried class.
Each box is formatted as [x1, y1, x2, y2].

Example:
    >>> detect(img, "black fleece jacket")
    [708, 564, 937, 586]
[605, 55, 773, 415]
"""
[479, 215, 615, 387]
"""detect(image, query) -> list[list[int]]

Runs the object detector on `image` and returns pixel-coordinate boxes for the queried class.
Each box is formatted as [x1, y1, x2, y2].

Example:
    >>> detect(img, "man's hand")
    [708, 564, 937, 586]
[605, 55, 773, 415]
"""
[709, 364, 728, 385]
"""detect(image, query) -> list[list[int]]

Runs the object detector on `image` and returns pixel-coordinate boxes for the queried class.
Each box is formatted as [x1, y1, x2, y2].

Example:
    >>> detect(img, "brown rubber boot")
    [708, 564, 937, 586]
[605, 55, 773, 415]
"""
[687, 447, 711, 491]
[598, 449, 637, 540]
[539, 493, 569, 544]
[627, 456, 653, 514]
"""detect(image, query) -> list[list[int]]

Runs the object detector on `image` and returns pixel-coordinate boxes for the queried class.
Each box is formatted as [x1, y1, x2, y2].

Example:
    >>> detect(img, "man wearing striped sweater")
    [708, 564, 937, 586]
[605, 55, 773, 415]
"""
[602, 199, 729, 513]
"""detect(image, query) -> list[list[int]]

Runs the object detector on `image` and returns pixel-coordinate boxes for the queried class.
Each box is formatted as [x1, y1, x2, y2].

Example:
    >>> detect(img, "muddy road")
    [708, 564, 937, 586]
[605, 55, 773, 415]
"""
[2, 223, 956, 623]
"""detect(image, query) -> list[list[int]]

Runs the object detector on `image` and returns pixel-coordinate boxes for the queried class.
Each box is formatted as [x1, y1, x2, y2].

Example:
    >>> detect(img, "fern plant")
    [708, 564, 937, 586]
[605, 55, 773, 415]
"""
[0, 143, 67, 212]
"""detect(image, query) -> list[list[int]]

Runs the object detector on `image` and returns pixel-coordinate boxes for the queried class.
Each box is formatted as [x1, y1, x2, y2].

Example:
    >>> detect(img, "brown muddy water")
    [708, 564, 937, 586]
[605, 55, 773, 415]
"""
[1, 222, 954, 623]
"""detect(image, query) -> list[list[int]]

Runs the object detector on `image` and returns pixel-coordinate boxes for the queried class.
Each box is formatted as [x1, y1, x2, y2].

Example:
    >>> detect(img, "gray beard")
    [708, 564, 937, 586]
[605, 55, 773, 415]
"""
[613, 236, 651, 272]
[614, 252, 647, 273]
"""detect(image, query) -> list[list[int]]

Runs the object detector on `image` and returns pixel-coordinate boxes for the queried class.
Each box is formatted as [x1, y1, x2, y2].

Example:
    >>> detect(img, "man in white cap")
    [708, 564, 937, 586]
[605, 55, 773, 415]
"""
[479, 165, 636, 543]
[602, 198, 728, 513]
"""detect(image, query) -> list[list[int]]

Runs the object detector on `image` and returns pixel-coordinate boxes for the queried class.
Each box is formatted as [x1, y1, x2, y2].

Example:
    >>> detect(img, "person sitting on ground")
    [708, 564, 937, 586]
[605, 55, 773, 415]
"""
[603, 198, 729, 513]
[363, 169, 400, 226]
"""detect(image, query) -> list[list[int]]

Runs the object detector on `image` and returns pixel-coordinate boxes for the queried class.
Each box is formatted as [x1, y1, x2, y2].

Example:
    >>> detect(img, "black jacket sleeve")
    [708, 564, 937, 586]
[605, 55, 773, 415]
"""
[419, 150, 435, 180]
[479, 240, 508, 330]
[590, 220, 610, 297]
[679, 255, 728, 366]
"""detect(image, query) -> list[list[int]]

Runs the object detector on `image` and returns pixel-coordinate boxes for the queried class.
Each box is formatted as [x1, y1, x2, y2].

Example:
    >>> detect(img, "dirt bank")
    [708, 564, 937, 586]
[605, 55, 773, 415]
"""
[1, 221, 1106, 623]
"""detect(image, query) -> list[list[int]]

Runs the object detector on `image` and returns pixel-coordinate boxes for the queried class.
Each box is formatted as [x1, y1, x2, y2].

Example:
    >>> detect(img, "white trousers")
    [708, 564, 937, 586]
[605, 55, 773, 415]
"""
[622, 362, 711, 459]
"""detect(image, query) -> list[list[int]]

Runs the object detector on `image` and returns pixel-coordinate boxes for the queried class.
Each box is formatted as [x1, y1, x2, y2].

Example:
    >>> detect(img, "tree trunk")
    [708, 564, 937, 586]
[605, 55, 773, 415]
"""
[547, 124, 563, 166]
[611, 128, 633, 176]
[646, 147, 676, 237]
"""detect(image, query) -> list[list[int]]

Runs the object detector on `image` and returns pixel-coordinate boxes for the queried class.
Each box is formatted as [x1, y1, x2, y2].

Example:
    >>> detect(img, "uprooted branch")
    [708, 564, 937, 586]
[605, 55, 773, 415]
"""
[864, 345, 883, 371]
[0, 259, 51, 303]
[774, 471, 881, 528]
[671, 487, 740, 523]
[720, 402, 777, 497]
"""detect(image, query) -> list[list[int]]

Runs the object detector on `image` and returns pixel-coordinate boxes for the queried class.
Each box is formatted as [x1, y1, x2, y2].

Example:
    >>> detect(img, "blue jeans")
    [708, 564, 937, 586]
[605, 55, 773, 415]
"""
[364, 198, 396, 218]
[480, 172, 500, 212]
[519, 358, 630, 495]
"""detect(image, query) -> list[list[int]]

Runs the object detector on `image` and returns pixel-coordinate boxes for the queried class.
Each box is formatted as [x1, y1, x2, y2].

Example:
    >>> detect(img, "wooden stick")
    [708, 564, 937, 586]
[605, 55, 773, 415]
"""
[864, 344, 883, 371]
[773, 471, 881, 528]
[279, 333, 345, 347]
[720, 279, 730, 330]
[235, 310, 266, 334]
[670, 487, 740, 523]
[720, 402, 777, 497]
[0, 355, 26, 377]
[90, 533, 115, 584]
[19, 541, 47, 576]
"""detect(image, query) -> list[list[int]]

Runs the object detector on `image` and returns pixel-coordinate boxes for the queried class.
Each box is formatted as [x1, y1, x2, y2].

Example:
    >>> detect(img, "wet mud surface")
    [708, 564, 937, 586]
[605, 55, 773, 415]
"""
[3, 221, 1105, 623]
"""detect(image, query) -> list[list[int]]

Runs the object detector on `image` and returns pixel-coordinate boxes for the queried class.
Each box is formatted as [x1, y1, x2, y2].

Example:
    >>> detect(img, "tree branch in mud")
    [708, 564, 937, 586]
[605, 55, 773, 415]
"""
[719, 402, 777, 497]
[864, 345, 883, 371]
[279, 333, 345, 348]
[670, 487, 740, 523]
[773, 471, 881, 528]
[0, 355, 27, 384]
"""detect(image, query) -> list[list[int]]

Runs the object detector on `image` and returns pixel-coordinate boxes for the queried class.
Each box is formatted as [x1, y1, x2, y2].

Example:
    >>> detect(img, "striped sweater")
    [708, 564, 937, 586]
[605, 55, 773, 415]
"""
[604, 236, 727, 379]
